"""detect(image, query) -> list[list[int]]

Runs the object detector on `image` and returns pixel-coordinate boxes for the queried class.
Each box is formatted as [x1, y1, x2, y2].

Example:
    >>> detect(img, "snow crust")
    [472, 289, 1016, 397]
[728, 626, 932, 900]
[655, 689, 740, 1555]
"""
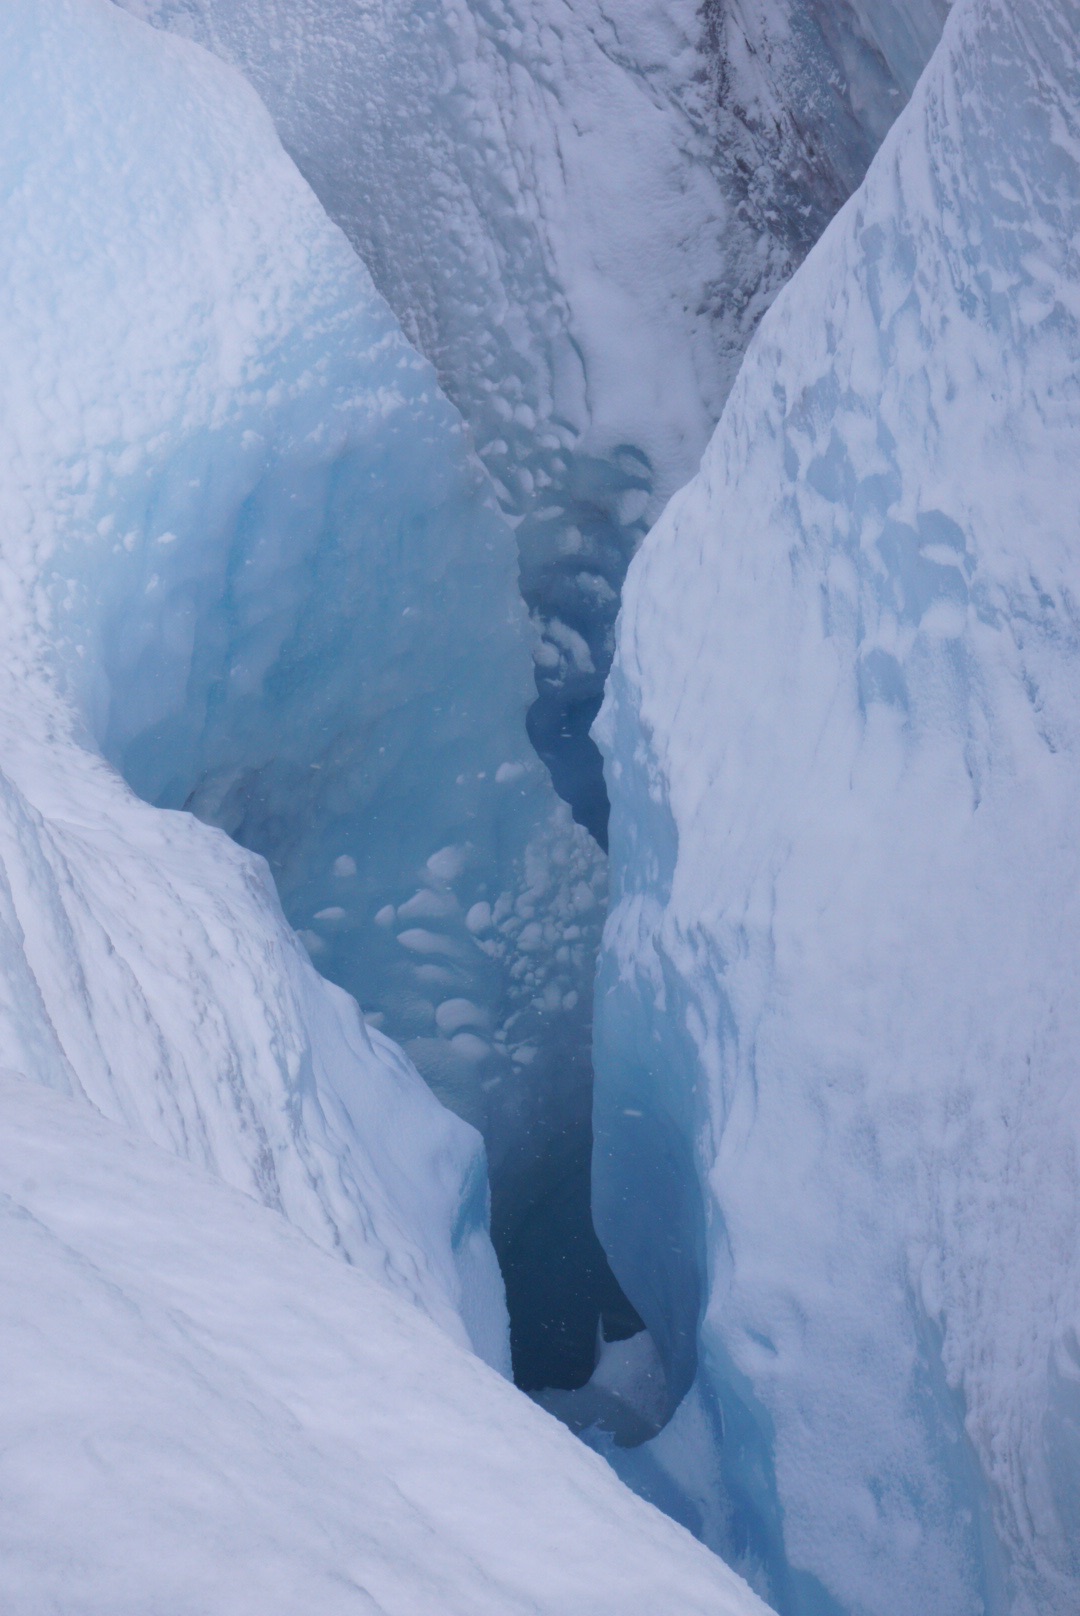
[0, 1071, 774, 1616]
[118, 0, 948, 841]
[595, 0, 1080, 1609]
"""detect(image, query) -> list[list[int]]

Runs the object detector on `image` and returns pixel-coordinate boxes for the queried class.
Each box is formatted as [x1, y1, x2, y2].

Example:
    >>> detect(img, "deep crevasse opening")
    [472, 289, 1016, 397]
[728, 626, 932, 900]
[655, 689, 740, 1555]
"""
[64, 150, 638, 1393]
[91, 364, 637, 1393]
[110, 0, 951, 1426]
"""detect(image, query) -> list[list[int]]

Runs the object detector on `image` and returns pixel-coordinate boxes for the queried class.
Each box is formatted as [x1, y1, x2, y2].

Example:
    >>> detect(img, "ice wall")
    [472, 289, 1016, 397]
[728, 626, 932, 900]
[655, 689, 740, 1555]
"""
[0, 0, 591, 1374]
[117, 0, 949, 842]
[110, 0, 949, 1389]
[596, 0, 1080, 1609]
[0, 0, 616, 1382]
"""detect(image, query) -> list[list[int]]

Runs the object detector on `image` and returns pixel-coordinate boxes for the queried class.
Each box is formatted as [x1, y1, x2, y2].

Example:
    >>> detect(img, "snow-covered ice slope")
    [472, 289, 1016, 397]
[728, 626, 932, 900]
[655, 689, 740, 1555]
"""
[0, 1070, 774, 1616]
[595, 0, 1080, 1609]
[119, 0, 948, 840]
[0, 0, 605, 1299]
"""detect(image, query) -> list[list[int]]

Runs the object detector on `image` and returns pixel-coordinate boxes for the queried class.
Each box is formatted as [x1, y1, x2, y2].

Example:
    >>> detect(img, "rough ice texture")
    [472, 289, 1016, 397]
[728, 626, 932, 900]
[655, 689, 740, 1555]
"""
[0, 0, 526, 1369]
[0, 1070, 775, 1615]
[4, 0, 606, 1294]
[118, 0, 948, 840]
[595, 0, 1080, 1610]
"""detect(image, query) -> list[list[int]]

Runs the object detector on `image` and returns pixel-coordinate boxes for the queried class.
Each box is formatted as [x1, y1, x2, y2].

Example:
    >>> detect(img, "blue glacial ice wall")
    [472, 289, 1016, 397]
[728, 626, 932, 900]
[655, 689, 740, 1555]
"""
[0, 0, 626, 1375]
[118, 0, 949, 844]
[21, 0, 609, 1363]
[595, 0, 1080, 1609]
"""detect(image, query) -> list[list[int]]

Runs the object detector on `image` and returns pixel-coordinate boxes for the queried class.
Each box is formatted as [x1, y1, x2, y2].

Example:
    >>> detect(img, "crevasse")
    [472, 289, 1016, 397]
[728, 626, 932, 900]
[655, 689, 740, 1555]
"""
[25, 0, 638, 1390]
[124, 0, 948, 844]
[116, 0, 948, 1394]
[0, 7, 782, 1609]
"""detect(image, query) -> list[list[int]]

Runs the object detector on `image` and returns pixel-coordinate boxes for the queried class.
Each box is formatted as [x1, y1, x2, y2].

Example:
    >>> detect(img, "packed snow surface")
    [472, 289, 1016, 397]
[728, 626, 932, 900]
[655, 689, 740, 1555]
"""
[595, 0, 1080, 1609]
[0, 1071, 774, 1616]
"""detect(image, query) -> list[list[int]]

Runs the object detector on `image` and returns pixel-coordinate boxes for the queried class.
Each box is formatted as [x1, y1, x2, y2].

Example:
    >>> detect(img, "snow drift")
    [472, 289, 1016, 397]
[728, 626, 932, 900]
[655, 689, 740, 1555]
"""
[595, 0, 1080, 1609]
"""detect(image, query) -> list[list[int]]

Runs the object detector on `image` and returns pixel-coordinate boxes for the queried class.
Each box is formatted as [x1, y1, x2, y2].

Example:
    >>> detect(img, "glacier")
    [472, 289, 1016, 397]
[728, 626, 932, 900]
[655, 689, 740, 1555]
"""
[0, 4, 777, 1607]
[594, 0, 1080, 1609]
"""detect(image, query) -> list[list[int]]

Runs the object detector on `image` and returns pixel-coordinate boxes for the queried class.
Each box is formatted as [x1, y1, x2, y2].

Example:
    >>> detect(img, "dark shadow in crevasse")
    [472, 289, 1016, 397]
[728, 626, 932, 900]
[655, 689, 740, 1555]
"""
[526, 689, 609, 852]
[495, 1127, 643, 1392]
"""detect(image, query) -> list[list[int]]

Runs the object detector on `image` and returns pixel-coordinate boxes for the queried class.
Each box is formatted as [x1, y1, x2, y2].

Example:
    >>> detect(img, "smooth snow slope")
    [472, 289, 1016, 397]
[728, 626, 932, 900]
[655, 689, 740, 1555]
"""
[0, 0, 522, 1369]
[596, 0, 1080, 1610]
[119, 0, 949, 840]
[0, 1071, 773, 1616]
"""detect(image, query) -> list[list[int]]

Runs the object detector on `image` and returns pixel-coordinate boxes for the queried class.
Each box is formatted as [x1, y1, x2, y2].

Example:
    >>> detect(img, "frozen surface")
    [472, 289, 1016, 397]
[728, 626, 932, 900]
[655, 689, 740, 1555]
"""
[0, 0, 610, 1362]
[0, 1070, 775, 1616]
[118, 0, 949, 840]
[596, 0, 1080, 1609]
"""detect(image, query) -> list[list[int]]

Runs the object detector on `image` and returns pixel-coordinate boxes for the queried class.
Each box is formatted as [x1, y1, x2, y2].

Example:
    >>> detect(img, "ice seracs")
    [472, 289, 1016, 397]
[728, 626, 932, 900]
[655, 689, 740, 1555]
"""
[595, 0, 1080, 1609]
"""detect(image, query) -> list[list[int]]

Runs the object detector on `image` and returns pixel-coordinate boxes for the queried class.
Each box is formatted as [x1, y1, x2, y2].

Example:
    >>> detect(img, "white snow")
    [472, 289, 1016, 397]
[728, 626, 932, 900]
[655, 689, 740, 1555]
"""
[595, 0, 1080, 1610]
[0, 1070, 772, 1616]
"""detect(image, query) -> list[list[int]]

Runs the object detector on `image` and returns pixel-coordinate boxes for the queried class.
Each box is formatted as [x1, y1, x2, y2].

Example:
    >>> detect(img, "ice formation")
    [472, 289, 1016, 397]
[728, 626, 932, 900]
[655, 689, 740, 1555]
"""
[115, 0, 952, 1392]
[2, 0, 623, 1389]
[0, 0, 515, 1370]
[595, 0, 1080, 1609]
[118, 0, 949, 842]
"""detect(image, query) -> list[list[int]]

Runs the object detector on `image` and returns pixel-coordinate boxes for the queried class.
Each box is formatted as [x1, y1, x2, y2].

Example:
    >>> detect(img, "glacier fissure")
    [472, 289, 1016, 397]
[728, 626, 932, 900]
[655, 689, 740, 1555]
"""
[115, 0, 947, 1405]
[16, 0, 1076, 1612]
